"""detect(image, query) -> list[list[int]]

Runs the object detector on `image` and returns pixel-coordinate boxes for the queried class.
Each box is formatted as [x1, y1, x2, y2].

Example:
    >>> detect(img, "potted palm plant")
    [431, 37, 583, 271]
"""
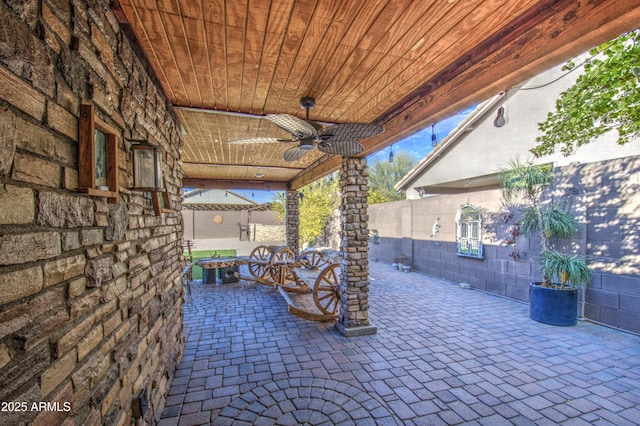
[501, 159, 589, 326]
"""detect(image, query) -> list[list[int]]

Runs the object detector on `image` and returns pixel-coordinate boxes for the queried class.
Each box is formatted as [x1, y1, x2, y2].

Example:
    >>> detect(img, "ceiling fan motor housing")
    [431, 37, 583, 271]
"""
[300, 96, 316, 110]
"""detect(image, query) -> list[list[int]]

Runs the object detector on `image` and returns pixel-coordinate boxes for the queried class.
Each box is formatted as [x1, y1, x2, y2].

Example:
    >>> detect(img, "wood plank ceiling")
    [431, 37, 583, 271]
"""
[113, 0, 640, 190]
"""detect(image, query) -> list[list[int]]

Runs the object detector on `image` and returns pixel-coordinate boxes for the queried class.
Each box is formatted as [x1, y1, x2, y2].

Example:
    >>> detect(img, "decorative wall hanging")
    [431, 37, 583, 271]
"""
[455, 205, 484, 259]
[77, 104, 119, 203]
[431, 124, 438, 147]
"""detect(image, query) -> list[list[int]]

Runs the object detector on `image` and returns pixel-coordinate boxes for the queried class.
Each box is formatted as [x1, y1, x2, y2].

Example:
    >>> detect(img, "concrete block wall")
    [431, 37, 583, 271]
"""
[366, 158, 640, 335]
[581, 158, 640, 332]
[182, 209, 283, 242]
[0, 1, 184, 424]
[183, 210, 248, 241]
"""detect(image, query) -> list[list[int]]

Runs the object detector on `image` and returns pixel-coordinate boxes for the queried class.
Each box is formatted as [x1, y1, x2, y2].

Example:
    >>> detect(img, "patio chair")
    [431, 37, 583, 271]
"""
[238, 223, 250, 241]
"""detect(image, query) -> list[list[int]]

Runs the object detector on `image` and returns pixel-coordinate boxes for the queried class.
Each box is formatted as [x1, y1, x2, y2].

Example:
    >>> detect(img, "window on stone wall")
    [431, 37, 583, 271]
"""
[456, 204, 484, 259]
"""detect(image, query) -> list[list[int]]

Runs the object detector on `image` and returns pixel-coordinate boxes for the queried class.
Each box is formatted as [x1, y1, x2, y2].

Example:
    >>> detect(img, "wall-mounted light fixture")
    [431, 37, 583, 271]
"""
[131, 140, 163, 191]
[494, 106, 506, 127]
[389, 144, 394, 162]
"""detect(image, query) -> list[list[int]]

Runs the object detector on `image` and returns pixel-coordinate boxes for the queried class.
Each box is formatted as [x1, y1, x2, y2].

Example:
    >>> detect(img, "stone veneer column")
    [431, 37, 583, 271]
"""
[336, 157, 377, 336]
[285, 190, 300, 253]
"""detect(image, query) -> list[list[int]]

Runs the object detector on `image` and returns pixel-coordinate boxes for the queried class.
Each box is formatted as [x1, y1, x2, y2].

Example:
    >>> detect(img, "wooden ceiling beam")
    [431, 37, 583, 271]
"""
[289, 0, 640, 190]
[182, 178, 290, 191]
[183, 161, 302, 173]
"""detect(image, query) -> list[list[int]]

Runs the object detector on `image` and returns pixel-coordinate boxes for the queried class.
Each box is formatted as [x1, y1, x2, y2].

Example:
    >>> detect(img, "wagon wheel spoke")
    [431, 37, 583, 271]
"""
[294, 249, 312, 268]
[319, 297, 337, 313]
[317, 289, 338, 313]
[294, 249, 319, 269]
[307, 251, 326, 270]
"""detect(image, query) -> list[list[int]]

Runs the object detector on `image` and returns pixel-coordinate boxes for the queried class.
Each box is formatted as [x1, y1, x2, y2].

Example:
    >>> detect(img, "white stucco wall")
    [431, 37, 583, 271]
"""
[405, 53, 640, 199]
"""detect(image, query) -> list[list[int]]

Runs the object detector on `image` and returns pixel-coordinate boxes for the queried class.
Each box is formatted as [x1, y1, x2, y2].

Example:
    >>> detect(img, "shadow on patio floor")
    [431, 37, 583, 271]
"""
[160, 262, 640, 425]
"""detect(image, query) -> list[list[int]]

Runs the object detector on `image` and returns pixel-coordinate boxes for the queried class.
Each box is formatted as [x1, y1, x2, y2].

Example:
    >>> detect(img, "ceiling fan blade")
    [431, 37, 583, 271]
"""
[318, 123, 384, 143]
[283, 146, 312, 162]
[317, 140, 364, 156]
[229, 137, 290, 145]
[267, 114, 317, 139]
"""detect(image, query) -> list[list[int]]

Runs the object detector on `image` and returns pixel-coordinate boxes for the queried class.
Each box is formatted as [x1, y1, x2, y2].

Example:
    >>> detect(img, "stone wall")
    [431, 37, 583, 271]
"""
[254, 224, 285, 242]
[365, 157, 640, 335]
[0, 1, 184, 424]
[336, 157, 374, 335]
[285, 191, 300, 253]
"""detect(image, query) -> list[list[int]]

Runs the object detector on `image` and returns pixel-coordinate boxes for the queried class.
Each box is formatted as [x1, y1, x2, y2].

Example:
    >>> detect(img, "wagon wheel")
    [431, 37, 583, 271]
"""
[295, 249, 328, 270]
[269, 246, 295, 284]
[248, 245, 271, 280]
[270, 246, 306, 290]
[314, 264, 341, 315]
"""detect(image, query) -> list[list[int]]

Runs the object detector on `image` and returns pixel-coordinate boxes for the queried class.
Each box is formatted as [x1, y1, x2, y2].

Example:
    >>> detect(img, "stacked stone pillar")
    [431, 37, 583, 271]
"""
[285, 190, 300, 253]
[336, 157, 377, 336]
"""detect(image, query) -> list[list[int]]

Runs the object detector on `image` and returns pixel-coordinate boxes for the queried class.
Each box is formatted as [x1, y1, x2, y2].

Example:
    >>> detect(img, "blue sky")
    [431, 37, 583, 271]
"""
[366, 105, 476, 165]
[233, 105, 477, 203]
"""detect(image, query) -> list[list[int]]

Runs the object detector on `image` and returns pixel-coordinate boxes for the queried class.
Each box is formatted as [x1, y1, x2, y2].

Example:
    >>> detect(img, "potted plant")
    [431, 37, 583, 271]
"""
[501, 159, 589, 326]
[394, 253, 409, 272]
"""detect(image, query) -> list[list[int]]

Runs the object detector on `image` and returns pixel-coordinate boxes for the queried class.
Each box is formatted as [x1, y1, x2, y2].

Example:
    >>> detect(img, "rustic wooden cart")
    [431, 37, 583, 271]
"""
[244, 246, 342, 321]
[193, 245, 340, 321]
[280, 261, 341, 321]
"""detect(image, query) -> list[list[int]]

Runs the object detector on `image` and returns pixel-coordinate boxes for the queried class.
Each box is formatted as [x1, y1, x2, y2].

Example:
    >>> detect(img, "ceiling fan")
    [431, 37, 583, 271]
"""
[230, 97, 384, 161]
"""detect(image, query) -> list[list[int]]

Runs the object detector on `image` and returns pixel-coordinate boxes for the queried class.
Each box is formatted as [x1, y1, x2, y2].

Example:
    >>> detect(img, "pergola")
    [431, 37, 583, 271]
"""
[112, 0, 640, 335]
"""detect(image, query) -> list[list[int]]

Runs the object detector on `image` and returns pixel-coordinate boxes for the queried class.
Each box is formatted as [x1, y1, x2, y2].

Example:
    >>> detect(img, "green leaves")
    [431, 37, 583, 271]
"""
[500, 159, 578, 255]
[539, 249, 590, 289]
[367, 151, 417, 204]
[271, 176, 339, 247]
[532, 29, 640, 157]
[520, 205, 577, 239]
[500, 158, 553, 203]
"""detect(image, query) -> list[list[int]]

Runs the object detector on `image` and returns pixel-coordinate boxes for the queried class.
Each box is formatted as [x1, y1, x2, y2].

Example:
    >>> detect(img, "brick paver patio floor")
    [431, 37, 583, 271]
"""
[160, 262, 640, 425]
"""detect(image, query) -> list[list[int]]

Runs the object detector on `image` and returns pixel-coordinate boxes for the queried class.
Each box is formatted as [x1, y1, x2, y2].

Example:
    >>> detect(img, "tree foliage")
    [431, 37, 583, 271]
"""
[271, 176, 339, 247]
[368, 151, 417, 204]
[271, 150, 416, 244]
[532, 30, 640, 157]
